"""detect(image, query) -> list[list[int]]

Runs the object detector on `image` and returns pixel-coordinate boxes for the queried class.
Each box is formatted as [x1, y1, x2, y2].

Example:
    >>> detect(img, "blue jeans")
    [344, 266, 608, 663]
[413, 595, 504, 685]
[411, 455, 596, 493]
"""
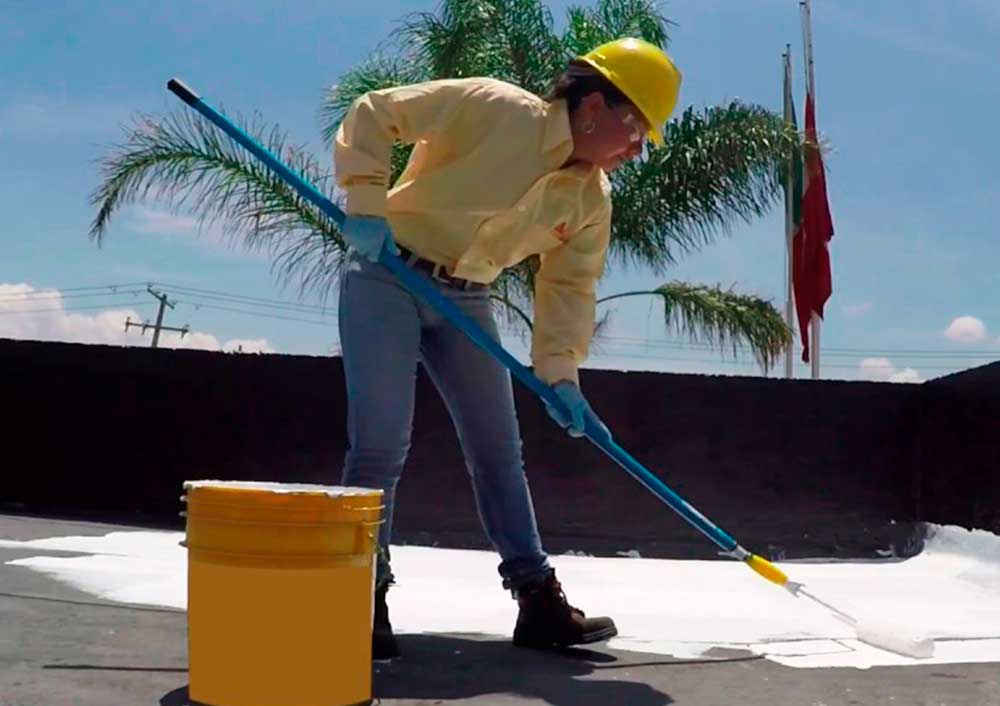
[338, 252, 551, 591]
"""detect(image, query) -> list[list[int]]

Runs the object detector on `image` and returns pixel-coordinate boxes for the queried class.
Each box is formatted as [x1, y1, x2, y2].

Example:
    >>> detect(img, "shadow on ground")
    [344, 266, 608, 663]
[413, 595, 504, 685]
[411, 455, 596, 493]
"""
[159, 634, 674, 706]
[373, 634, 673, 706]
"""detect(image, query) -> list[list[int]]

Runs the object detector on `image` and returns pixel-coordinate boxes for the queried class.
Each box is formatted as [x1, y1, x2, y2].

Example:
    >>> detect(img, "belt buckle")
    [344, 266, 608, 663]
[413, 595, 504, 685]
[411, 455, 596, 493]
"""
[431, 261, 478, 291]
[430, 263, 451, 285]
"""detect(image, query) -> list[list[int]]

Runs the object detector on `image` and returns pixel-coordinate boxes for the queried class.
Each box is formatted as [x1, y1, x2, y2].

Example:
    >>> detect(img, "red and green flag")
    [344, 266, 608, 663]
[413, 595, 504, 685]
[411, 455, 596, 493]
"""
[787, 88, 834, 364]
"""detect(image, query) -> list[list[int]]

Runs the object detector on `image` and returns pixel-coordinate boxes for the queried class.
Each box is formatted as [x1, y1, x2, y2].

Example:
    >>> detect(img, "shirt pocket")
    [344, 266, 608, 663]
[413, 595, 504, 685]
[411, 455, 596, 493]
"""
[479, 189, 579, 267]
[468, 216, 569, 271]
[462, 165, 586, 272]
[504, 223, 567, 265]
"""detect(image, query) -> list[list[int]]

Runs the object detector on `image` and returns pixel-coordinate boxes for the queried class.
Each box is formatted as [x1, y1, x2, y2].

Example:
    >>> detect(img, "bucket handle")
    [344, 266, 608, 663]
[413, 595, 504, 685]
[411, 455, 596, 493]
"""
[180, 515, 385, 528]
[182, 542, 376, 567]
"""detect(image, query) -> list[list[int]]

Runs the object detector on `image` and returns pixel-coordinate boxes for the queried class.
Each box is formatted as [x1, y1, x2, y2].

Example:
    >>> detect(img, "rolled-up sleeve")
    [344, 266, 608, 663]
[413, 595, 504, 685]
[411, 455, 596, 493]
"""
[531, 202, 612, 385]
[334, 80, 467, 217]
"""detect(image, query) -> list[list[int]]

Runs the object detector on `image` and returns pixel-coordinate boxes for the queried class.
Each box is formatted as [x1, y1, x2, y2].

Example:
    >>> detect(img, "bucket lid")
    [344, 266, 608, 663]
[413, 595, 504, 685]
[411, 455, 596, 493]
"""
[183, 480, 380, 498]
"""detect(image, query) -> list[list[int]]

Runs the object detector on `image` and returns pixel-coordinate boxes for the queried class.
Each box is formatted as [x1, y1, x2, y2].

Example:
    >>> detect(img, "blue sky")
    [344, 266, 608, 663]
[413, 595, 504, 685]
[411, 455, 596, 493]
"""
[2, 0, 998, 382]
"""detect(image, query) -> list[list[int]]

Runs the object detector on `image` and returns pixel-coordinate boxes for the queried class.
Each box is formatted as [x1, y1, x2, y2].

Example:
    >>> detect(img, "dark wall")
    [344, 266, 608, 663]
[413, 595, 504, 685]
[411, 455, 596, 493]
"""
[917, 373, 1000, 533]
[4, 338, 997, 559]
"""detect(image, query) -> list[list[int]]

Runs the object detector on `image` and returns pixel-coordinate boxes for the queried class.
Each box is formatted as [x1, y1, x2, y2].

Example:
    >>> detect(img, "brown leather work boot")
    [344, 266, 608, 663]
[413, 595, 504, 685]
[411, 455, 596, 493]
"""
[372, 582, 401, 660]
[512, 570, 617, 649]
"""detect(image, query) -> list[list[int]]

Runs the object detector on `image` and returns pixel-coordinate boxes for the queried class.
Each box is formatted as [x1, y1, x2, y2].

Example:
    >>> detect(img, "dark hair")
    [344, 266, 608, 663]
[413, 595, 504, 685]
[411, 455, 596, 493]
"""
[546, 59, 631, 113]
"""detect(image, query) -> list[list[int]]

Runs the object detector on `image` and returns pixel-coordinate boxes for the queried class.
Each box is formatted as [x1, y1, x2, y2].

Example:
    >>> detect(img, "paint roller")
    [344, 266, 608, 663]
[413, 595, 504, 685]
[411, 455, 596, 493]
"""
[746, 554, 933, 658]
[166, 77, 934, 660]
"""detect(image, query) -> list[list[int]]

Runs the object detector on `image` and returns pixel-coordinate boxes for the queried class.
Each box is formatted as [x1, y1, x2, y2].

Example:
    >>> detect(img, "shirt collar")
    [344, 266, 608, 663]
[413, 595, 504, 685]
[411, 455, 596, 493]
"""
[542, 99, 573, 154]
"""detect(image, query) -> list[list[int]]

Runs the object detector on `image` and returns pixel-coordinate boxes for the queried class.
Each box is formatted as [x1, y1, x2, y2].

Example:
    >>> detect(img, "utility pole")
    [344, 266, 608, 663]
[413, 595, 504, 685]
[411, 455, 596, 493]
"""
[124, 286, 189, 348]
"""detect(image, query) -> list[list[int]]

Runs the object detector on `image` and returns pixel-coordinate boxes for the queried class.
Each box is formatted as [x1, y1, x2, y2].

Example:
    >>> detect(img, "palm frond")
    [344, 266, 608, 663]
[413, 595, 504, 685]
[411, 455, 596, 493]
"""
[609, 101, 799, 272]
[489, 293, 534, 332]
[490, 254, 542, 314]
[397, 0, 565, 95]
[319, 55, 421, 146]
[88, 1, 806, 370]
[598, 282, 792, 371]
[89, 110, 345, 299]
[490, 288, 616, 340]
[562, 0, 672, 56]
[395, 0, 483, 80]
[318, 56, 420, 187]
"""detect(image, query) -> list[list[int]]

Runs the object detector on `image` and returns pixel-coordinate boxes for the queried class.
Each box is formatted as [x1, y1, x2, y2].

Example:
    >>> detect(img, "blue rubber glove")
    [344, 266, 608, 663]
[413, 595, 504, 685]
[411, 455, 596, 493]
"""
[342, 214, 399, 263]
[544, 380, 609, 440]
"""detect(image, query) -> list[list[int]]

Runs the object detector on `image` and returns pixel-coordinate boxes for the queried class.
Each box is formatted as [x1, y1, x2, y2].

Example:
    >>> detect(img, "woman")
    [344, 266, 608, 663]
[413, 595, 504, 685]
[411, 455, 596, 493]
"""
[334, 37, 681, 659]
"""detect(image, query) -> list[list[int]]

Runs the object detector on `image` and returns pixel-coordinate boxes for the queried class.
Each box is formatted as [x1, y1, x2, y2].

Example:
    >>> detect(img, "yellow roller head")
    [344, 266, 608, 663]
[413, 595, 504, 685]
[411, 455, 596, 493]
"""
[745, 554, 788, 586]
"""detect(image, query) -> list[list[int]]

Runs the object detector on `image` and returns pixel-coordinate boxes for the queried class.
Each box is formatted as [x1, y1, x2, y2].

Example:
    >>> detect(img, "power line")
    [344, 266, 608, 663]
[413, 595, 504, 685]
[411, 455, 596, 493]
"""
[800, 346, 1000, 357]
[587, 329, 1000, 356]
[42, 282, 152, 292]
[0, 302, 155, 315]
[584, 352, 975, 371]
[0, 289, 147, 302]
[581, 345, 981, 371]
[159, 286, 337, 317]
[155, 282, 336, 313]
[1, 298, 994, 367]
[588, 333, 1000, 359]
[497, 324, 1000, 360]
[173, 300, 336, 327]
[124, 286, 189, 348]
[6, 282, 997, 369]
[2, 282, 151, 294]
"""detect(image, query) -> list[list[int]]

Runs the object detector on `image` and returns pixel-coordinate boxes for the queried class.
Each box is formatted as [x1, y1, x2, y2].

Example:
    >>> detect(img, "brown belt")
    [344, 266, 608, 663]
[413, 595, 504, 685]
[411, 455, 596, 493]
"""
[396, 246, 489, 292]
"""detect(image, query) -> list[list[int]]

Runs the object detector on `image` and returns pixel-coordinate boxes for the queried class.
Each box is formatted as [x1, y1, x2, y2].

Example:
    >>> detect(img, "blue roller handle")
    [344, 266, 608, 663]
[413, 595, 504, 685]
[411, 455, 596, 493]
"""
[167, 78, 741, 555]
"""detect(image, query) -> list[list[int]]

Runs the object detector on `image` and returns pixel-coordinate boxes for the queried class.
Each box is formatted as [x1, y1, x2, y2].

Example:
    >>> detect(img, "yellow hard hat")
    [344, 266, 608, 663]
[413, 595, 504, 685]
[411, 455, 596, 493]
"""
[579, 38, 682, 146]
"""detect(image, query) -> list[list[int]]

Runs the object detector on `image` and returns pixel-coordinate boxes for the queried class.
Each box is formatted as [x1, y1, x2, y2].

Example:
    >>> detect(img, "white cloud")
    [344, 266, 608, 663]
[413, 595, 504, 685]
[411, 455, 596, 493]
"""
[0, 283, 138, 346]
[943, 316, 987, 343]
[859, 358, 894, 380]
[888, 367, 923, 383]
[859, 357, 924, 384]
[842, 302, 873, 317]
[889, 368, 922, 384]
[0, 283, 274, 354]
[155, 329, 221, 351]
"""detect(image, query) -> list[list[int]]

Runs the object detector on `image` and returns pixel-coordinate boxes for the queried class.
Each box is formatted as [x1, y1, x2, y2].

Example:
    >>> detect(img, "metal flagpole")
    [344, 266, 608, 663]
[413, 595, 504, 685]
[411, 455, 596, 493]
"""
[802, 0, 815, 94]
[783, 47, 795, 380]
[801, 0, 821, 380]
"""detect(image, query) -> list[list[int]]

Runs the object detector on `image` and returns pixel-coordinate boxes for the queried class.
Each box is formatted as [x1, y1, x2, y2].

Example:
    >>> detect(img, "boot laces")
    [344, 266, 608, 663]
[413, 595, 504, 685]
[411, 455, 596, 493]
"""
[547, 575, 585, 617]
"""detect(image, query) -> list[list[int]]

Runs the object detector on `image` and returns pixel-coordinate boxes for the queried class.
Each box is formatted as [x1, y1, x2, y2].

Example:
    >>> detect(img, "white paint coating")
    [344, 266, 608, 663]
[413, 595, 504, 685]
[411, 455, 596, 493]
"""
[182, 480, 381, 497]
[4, 524, 1000, 670]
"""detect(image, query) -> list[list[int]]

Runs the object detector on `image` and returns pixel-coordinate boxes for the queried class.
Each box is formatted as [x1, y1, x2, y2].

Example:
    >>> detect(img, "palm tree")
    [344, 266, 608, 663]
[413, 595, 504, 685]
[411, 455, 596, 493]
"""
[91, 0, 798, 371]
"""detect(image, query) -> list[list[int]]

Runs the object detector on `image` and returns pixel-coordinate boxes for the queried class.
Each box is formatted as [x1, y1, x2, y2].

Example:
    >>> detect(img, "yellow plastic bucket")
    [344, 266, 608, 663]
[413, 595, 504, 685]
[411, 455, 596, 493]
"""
[183, 480, 384, 706]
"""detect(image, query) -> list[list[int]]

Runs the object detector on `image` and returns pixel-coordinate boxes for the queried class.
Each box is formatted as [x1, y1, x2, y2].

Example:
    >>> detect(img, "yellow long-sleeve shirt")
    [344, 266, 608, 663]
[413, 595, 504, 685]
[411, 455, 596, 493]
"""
[334, 77, 612, 385]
